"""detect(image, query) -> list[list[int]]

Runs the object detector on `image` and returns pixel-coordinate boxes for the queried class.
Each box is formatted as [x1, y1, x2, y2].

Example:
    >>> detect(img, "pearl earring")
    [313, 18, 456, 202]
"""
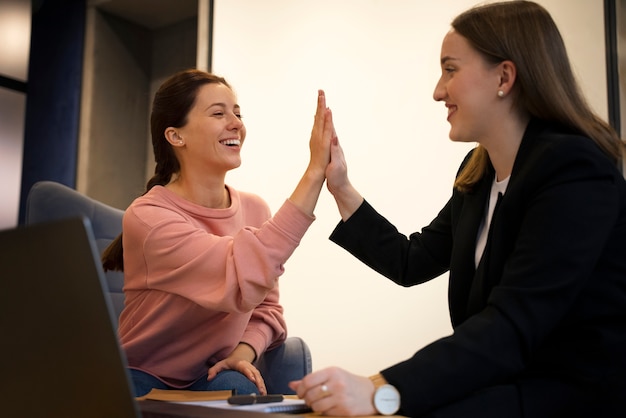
[497, 90, 505, 98]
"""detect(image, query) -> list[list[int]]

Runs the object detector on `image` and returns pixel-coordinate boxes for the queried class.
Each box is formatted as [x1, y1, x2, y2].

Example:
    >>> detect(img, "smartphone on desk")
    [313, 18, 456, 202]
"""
[227, 394, 284, 405]
[227, 393, 312, 414]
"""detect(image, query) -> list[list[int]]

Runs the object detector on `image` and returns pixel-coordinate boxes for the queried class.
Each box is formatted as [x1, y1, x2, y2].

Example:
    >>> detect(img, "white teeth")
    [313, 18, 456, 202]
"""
[220, 139, 241, 146]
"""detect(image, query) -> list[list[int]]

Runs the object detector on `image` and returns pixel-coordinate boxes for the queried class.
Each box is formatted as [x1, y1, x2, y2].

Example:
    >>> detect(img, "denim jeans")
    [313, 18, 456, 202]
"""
[130, 368, 259, 397]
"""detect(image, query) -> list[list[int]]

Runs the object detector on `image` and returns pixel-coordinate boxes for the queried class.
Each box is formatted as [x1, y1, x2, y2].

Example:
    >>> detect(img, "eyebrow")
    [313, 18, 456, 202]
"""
[440, 56, 459, 65]
[205, 103, 241, 111]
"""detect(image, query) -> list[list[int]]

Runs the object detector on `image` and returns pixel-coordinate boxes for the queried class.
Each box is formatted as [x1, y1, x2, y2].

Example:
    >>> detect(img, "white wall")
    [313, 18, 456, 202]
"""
[212, 0, 607, 376]
[0, 88, 26, 230]
[0, 0, 30, 230]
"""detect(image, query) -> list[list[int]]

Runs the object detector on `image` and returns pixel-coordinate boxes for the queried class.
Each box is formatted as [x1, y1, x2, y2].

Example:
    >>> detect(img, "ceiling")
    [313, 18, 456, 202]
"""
[89, 0, 198, 30]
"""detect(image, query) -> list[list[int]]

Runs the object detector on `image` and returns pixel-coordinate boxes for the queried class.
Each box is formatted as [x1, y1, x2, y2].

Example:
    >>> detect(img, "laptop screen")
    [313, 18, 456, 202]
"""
[0, 218, 139, 418]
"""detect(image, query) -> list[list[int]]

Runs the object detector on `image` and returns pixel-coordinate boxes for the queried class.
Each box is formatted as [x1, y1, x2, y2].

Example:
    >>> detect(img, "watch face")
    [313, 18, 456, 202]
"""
[374, 384, 400, 415]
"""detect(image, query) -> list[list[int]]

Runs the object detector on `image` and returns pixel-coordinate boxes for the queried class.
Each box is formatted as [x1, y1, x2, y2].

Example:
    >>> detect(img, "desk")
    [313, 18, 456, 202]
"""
[139, 399, 405, 418]
[138, 390, 406, 418]
[140, 400, 293, 417]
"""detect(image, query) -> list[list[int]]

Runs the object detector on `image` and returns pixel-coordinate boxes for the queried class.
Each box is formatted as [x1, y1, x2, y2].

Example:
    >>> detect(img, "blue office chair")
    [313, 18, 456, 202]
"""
[25, 180, 312, 394]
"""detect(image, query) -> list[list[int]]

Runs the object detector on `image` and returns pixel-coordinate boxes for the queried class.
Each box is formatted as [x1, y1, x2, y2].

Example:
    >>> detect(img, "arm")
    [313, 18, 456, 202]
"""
[124, 198, 311, 311]
[329, 198, 454, 287]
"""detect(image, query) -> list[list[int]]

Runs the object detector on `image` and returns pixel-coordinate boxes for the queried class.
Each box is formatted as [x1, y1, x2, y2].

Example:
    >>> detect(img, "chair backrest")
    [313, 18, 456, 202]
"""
[25, 181, 126, 327]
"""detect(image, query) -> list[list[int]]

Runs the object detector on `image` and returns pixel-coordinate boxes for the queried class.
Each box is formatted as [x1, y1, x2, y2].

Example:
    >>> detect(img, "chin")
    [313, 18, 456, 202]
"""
[448, 130, 472, 144]
[448, 130, 460, 142]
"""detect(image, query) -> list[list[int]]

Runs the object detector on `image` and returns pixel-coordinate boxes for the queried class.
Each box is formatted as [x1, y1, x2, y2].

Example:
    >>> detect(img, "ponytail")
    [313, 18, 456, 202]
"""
[101, 165, 174, 272]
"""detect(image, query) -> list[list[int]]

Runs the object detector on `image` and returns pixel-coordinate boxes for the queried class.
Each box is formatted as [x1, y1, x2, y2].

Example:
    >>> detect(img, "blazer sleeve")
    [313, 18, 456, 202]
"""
[329, 198, 454, 287]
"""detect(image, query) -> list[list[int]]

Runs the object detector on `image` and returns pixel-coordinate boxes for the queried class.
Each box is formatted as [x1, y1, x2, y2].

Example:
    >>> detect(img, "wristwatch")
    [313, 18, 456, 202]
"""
[370, 374, 401, 416]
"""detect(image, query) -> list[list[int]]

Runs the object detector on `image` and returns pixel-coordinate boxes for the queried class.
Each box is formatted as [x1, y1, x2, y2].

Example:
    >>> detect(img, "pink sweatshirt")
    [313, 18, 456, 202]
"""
[118, 185, 314, 386]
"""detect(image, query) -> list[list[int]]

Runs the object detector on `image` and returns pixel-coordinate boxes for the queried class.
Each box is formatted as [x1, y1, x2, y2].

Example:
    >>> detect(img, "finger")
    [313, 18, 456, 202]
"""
[303, 369, 331, 388]
[296, 370, 331, 399]
[307, 384, 334, 414]
[318, 383, 332, 399]
[207, 363, 225, 381]
[245, 367, 266, 395]
[288, 380, 301, 393]
[329, 135, 344, 163]
[236, 363, 257, 382]
[314, 90, 326, 123]
[324, 109, 335, 146]
[235, 363, 267, 394]
[318, 89, 326, 109]
[256, 377, 267, 395]
[292, 377, 316, 399]
[312, 90, 328, 139]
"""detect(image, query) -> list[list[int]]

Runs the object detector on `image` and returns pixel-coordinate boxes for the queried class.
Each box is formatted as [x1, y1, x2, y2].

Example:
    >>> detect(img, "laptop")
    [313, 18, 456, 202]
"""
[0, 218, 299, 418]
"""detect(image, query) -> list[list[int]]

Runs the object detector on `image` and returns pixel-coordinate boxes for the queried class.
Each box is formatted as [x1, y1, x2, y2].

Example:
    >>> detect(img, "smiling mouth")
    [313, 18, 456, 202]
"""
[447, 105, 457, 120]
[220, 139, 241, 147]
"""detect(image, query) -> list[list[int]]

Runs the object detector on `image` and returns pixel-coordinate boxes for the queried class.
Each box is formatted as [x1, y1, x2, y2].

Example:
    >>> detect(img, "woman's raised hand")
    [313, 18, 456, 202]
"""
[324, 116, 364, 221]
[287, 90, 335, 216]
[308, 89, 334, 178]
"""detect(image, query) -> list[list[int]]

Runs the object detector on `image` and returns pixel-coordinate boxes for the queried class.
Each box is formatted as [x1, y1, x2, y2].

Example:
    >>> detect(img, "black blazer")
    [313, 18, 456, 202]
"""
[330, 119, 626, 417]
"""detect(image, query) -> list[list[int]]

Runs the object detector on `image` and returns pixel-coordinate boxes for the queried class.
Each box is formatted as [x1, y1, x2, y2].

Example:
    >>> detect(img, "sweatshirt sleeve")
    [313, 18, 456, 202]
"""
[241, 283, 288, 358]
[124, 198, 314, 314]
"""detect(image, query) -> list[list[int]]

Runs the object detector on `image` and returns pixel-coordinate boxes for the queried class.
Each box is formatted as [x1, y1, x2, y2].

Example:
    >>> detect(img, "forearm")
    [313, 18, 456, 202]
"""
[288, 166, 325, 217]
[230, 342, 257, 363]
[330, 180, 363, 221]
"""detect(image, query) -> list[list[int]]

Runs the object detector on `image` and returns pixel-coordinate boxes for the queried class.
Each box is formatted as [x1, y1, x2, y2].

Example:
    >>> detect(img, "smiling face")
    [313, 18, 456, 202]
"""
[433, 30, 502, 144]
[174, 82, 246, 175]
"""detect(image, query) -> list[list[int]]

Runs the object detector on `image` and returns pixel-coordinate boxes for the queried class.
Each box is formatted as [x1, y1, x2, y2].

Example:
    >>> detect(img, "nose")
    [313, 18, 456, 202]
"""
[227, 113, 244, 130]
[433, 77, 446, 102]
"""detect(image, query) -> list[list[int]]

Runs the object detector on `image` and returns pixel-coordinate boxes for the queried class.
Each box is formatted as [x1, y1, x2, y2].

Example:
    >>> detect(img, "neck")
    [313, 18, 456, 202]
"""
[482, 114, 529, 181]
[166, 174, 230, 208]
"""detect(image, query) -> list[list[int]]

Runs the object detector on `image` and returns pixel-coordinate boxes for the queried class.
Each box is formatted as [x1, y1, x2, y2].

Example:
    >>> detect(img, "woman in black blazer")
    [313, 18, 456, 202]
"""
[290, 1, 626, 417]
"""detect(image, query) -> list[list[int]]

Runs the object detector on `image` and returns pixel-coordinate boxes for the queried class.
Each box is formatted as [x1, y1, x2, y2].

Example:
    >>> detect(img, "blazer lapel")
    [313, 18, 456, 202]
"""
[448, 173, 492, 326]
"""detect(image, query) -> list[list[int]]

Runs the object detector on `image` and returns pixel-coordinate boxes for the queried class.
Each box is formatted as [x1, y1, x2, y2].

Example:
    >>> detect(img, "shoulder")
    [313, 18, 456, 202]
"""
[127, 186, 177, 211]
[124, 186, 185, 227]
[515, 120, 619, 181]
[234, 188, 269, 207]
[234, 188, 272, 218]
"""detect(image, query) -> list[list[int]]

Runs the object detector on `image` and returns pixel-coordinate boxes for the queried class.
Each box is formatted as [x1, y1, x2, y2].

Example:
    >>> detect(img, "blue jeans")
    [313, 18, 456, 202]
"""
[129, 368, 259, 397]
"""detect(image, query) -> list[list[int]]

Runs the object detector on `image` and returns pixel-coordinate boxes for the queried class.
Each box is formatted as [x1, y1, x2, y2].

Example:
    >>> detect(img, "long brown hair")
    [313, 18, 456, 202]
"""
[452, 1, 625, 192]
[101, 69, 232, 271]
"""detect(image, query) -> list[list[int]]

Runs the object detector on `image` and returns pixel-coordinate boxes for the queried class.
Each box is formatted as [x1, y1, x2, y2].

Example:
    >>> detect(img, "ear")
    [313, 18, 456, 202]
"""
[165, 127, 184, 147]
[498, 60, 517, 96]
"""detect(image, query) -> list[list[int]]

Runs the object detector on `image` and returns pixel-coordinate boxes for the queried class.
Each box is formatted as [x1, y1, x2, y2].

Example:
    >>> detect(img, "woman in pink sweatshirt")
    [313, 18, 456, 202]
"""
[102, 69, 334, 397]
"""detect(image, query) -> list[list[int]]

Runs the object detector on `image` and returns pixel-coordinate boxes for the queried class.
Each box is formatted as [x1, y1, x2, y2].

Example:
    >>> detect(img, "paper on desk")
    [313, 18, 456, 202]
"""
[176, 398, 312, 414]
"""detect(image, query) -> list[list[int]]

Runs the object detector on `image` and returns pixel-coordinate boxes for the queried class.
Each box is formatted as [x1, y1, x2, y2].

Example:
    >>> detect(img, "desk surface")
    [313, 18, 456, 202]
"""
[137, 390, 405, 418]
[139, 399, 294, 417]
[139, 400, 404, 418]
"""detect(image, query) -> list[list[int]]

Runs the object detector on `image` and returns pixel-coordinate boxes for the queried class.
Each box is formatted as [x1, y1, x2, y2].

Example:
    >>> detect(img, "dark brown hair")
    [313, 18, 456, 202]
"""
[452, 1, 625, 192]
[101, 69, 231, 271]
